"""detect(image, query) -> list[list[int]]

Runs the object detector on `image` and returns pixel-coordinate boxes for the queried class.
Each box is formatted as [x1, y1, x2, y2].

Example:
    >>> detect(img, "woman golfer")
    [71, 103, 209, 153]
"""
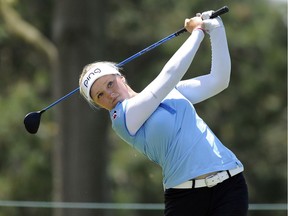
[79, 11, 248, 216]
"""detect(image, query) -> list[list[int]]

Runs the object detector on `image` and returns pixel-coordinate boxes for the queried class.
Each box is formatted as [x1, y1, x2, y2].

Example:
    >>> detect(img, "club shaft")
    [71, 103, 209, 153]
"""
[43, 27, 187, 112]
[117, 31, 186, 67]
[43, 87, 80, 112]
[43, 6, 229, 112]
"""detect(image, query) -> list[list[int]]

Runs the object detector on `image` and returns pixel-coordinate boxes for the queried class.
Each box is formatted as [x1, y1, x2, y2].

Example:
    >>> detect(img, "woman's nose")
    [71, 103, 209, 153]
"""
[109, 92, 117, 98]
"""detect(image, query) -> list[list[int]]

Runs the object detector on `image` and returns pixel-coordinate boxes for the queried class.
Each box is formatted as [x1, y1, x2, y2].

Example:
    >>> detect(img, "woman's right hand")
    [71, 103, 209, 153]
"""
[184, 17, 204, 33]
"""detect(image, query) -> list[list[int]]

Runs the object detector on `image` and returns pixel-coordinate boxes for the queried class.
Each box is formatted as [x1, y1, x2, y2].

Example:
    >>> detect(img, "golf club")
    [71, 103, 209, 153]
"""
[24, 6, 229, 134]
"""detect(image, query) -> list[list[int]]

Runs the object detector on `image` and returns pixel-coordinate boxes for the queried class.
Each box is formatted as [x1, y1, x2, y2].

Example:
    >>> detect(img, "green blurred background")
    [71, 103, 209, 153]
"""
[0, 0, 287, 215]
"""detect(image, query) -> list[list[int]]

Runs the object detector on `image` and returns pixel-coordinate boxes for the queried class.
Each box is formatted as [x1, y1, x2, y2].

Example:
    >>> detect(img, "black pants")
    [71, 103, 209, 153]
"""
[164, 173, 248, 216]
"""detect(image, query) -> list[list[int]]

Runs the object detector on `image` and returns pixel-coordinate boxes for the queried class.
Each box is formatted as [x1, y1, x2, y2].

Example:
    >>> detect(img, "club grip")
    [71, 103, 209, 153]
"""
[175, 6, 229, 36]
[210, 6, 229, 18]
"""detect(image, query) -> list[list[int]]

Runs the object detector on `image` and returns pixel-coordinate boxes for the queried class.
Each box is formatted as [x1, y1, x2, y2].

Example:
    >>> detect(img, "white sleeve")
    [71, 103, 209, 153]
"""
[175, 25, 231, 104]
[125, 30, 205, 135]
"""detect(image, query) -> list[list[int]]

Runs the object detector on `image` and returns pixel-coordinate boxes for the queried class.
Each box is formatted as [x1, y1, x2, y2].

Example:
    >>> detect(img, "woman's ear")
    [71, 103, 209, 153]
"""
[121, 75, 127, 83]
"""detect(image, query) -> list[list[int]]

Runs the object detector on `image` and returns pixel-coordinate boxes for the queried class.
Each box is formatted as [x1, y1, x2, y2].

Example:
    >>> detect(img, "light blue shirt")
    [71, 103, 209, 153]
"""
[110, 88, 243, 189]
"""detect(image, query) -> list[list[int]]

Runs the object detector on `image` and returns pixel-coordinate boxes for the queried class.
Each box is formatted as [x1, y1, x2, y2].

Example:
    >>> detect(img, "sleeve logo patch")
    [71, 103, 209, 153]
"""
[112, 110, 118, 119]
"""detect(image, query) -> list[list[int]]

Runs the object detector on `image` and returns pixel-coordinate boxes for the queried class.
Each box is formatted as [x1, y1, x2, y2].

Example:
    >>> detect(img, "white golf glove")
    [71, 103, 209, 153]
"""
[201, 10, 223, 34]
[201, 10, 213, 20]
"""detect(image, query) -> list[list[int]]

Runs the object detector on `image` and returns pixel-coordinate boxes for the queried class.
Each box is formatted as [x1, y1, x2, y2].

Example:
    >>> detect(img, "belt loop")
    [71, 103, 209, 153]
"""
[227, 170, 232, 178]
[192, 179, 195, 189]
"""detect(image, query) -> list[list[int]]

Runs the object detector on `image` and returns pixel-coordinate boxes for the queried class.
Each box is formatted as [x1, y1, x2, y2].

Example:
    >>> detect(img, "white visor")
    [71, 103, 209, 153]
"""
[80, 62, 121, 103]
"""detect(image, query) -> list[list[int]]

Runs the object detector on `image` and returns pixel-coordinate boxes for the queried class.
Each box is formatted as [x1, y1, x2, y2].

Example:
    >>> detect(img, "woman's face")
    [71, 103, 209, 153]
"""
[90, 74, 130, 110]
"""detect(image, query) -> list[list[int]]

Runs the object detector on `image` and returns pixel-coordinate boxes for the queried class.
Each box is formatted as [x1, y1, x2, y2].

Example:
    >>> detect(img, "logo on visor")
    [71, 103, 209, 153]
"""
[83, 68, 101, 88]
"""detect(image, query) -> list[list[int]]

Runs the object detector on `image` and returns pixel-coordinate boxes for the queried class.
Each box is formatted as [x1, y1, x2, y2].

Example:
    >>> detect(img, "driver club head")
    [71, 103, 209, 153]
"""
[24, 111, 43, 134]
